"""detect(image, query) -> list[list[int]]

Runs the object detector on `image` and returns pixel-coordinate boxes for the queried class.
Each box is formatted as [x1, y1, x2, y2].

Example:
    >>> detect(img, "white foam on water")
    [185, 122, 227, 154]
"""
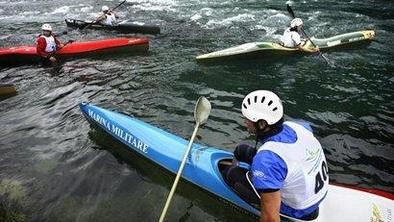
[190, 7, 214, 22]
[190, 14, 202, 21]
[51, 6, 70, 15]
[80, 6, 93, 13]
[261, 13, 289, 28]
[200, 7, 214, 16]
[129, 0, 177, 12]
[0, 0, 28, 5]
[0, 34, 12, 40]
[20, 11, 40, 15]
[133, 4, 176, 12]
[204, 13, 255, 29]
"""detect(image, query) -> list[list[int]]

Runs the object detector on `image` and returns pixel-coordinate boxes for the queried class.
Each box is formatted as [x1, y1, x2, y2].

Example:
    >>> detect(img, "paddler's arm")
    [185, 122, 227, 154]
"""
[53, 35, 64, 49]
[297, 39, 320, 53]
[36, 37, 49, 58]
[251, 151, 287, 222]
[293, 33, 319, 53]
[298, 44, 319, 53]
[96, 13, 106, 22]
[260, 190, 281, 222]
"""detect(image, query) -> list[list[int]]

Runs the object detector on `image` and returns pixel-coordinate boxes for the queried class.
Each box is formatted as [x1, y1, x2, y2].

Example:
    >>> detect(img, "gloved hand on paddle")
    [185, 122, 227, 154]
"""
[46, 39, 75, 62]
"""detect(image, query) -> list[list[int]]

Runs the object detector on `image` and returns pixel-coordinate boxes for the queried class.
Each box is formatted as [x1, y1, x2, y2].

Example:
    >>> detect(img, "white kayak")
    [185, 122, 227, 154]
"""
[196, 30, 375, 61]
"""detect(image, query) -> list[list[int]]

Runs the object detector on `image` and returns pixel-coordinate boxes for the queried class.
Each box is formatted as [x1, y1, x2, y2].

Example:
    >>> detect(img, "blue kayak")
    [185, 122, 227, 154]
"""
[80, 102, 394, 222]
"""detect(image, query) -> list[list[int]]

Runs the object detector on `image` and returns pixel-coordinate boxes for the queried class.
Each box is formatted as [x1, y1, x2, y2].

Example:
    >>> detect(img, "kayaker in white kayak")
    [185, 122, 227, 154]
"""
[36, 24, 63, 64]
[281, 18, 319, 53]
[223, 90, 328, 222]
[97, 5, 119, 26]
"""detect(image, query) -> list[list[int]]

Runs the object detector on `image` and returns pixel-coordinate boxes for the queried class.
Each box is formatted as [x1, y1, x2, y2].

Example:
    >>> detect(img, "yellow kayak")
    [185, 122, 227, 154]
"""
[196, 30, 375, 61]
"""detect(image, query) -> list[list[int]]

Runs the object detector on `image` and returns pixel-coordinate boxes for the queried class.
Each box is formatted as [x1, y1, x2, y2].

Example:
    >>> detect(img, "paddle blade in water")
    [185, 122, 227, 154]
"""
[194, 96, 211, 125]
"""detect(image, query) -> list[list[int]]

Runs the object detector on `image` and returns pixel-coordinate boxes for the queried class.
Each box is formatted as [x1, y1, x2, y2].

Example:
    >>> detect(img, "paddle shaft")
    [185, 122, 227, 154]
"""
[47, 40, 73, 58]
[80, 0, 126, 30]
[159, 123, 200, 222]
[300, 29, 330, 63]
[109, 0, 127, 12]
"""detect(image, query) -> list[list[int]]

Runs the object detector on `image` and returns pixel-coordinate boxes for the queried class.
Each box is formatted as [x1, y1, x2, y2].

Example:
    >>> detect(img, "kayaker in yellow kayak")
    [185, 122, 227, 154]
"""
[97, 5, 119, 26]
[223, 90, 328, 222]
[281, 18, 319, 53]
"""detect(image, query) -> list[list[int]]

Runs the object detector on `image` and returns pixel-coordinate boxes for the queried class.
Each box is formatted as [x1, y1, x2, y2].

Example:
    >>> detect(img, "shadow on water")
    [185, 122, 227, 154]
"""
[86, 125, 258, 222]
[195, 51, 304, 67]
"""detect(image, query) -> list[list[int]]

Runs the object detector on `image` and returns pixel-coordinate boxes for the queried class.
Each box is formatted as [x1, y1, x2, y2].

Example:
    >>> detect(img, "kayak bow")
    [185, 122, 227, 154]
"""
[80, 103, 393, 222]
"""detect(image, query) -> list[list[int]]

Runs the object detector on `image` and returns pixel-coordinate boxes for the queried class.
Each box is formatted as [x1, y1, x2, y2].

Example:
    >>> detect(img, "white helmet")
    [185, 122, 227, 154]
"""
[102, 6, 109, 11]
[290, 18, 303, 28]
[41, 23, 52, 31]
[241, 90, 283, 125]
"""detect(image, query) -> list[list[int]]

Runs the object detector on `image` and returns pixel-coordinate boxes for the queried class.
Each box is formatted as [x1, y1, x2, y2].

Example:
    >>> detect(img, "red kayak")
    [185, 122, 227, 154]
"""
[0, 37, 149, 65]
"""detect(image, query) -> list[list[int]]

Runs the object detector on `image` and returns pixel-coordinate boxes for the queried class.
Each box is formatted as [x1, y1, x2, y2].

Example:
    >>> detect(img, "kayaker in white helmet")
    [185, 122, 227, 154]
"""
[97, 5, 119, 26]
[223, 90, 329, 222]
[36, 23, 63, 65]
[281, 18, 319, 52]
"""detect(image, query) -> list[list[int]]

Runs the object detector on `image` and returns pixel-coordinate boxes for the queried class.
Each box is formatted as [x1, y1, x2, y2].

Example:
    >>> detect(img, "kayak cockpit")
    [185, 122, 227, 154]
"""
[217, 158, 261, 209]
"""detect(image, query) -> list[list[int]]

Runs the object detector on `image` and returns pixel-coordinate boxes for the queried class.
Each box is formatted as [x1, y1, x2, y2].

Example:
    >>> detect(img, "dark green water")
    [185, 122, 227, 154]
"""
[0, 0, 393, 221]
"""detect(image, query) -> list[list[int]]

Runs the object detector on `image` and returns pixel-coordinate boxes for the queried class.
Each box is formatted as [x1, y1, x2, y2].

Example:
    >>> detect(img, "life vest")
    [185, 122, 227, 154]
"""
[101, 13, 117, 26]
[257, 121, 329, 209]
[281, 28, 302, 47]
[41, 35, 57, 53]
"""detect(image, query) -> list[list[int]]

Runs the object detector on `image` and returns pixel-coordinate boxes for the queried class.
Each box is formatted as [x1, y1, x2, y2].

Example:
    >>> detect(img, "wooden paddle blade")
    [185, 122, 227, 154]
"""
[194, 96, 211, 125]
[286, 4, 296, 18]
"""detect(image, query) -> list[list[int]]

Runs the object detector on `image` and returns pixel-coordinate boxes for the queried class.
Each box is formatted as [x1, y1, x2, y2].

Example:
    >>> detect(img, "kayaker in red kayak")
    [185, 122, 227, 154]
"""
[97, 5, 119, 26]
[223, 90, 328, 222]
[36, 24, 63, 65]
[281, 18, 319, 53]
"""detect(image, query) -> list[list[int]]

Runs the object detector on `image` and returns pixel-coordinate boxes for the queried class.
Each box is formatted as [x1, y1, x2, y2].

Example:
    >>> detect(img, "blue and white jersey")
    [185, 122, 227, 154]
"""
[250, 121, 328, 218]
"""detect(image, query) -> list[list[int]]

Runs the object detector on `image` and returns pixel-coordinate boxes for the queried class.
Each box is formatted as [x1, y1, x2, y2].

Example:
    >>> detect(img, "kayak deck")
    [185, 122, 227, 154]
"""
[65, 18, 161, 34]
[80, 103, 393, 222]
[196, 30, 375, 61]
[0, 37, 149, 66]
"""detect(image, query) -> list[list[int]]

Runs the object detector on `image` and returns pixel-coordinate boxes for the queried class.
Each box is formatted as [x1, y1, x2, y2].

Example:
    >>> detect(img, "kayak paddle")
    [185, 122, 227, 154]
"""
[79, 0, 127, 30]
[286, 4, 332, 65]
[159, 96, 212, 222]
[51, 39, 75, 54]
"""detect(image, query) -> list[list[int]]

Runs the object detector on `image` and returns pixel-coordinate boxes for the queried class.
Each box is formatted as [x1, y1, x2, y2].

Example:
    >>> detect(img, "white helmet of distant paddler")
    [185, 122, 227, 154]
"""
[290, 18, 303, 28]
[241, 90, 283, 125]
[41, 23, 52, 31]
[102, 5, 109, 12]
